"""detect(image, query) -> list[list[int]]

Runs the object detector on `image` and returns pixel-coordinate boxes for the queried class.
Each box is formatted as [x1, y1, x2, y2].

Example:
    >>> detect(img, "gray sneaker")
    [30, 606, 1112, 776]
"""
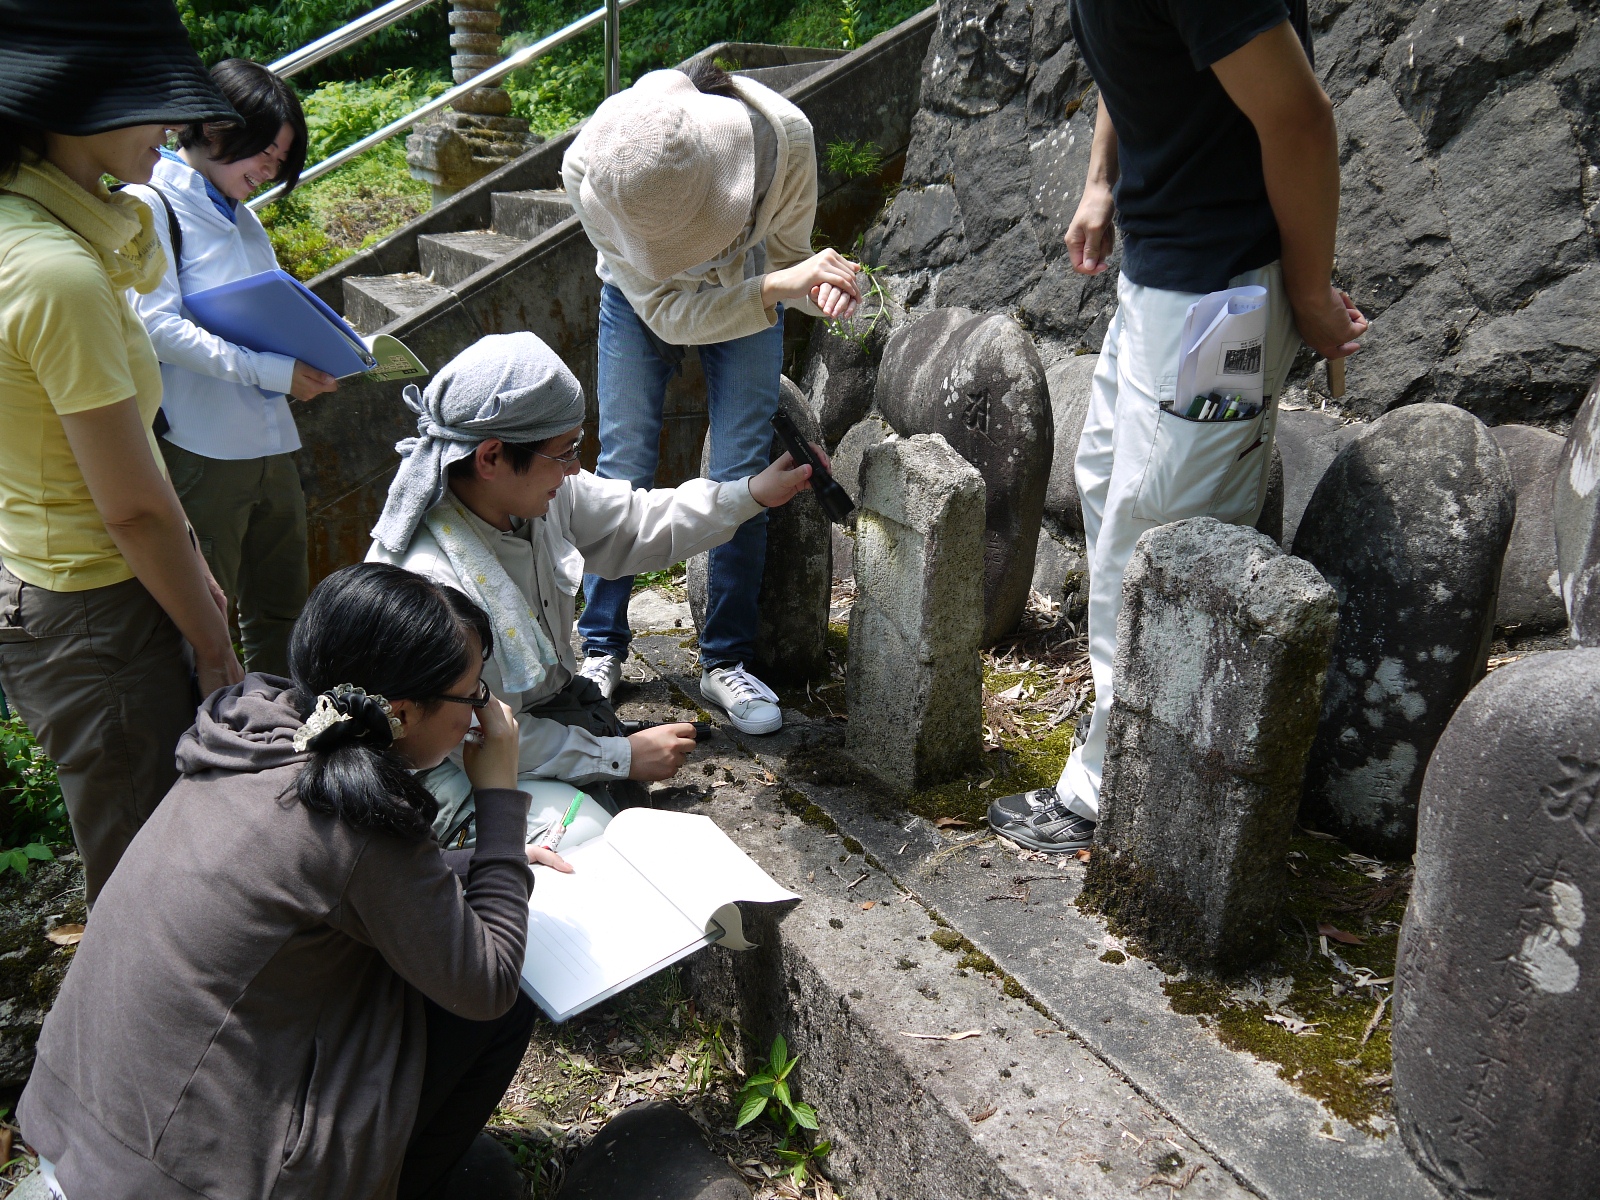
[987, 787, 1096, 852]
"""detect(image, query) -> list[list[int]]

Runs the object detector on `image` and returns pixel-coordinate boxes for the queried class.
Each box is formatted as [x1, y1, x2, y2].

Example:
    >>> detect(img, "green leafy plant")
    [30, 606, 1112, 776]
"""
[838, 0, 863, 49]
[0, 714, 69, 877]
[734, 1035, 831, 1186]
[825, 259, 889, 354]
[824, 137, 883, 180]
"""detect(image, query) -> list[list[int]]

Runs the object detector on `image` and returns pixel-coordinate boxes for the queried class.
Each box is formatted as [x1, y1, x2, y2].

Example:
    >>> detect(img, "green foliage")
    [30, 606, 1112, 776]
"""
[824, 260, 888, 352]
[825, 137, 883, 179]
[734, 1035, 831, 1186]
[0, 714, 69, 878]
[838, 0, 864, 49]
[300, 68, 448, 161]
[176, 0, 451, 84]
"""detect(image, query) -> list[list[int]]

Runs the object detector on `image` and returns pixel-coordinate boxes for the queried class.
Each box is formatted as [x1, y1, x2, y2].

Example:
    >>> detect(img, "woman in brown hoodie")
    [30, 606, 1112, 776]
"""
[20, 562, 539, 1199]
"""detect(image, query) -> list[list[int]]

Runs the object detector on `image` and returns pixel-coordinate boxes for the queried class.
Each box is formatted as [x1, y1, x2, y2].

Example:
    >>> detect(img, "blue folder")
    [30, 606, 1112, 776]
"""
[182, 269, 378, 379]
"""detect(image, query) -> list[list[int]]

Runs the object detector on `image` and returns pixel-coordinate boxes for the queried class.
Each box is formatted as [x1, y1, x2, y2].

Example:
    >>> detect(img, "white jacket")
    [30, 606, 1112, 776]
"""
[366, 471, 763, 784]
[124, 153, 300, 460]
[563, 75, 824, 346]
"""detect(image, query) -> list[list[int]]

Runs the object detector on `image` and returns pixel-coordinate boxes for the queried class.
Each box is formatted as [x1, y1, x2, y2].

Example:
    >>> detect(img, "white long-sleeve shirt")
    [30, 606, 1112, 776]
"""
[124, 154, 300, 460]
[366, 471, 764, 784]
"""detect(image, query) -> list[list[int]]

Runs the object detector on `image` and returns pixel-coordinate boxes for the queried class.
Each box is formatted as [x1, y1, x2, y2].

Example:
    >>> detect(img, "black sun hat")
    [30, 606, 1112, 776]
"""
[0, 0, 239, 135]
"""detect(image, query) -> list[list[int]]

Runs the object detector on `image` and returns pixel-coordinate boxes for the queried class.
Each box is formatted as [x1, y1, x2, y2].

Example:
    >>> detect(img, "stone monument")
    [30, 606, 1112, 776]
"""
[1392, 647, 1600, 1200]
[1555, 372, 1600, 646]
[1293, 403, 1515, 858]
[846, 434, 984, 791]
[1082, 518, 1339, 973]
[1492, 423, 1568, 632]
[406, 0, 536, 203]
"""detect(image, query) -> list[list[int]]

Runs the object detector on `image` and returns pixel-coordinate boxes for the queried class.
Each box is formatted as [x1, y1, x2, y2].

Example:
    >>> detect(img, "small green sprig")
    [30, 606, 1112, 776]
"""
[734, 1035, 832, 1187]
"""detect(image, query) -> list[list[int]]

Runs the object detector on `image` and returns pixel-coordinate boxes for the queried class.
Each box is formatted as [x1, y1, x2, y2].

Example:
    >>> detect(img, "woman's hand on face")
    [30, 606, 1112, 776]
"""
[462, 693, 518, 791]
[290, 361, 339, 402]
[749, 443, 830, 507]
[526, 844, 574, 872]
[626, 723, 696, 782]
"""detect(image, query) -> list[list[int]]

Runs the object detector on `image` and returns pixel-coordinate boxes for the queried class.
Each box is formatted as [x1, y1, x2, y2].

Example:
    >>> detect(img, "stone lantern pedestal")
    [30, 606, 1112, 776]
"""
[406, 0, 538, 204]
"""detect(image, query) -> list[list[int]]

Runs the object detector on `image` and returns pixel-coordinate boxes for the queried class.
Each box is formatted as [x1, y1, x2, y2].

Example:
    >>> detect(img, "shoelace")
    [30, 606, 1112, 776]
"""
[713, 664, 778, 704]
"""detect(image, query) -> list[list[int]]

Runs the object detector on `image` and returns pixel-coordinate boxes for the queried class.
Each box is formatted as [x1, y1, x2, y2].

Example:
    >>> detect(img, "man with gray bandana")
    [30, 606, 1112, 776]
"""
[367, 332, 819, 850]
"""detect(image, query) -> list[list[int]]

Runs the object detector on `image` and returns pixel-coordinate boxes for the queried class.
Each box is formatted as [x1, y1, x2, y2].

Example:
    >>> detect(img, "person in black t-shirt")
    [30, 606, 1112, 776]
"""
[990, 0, 1367, 852]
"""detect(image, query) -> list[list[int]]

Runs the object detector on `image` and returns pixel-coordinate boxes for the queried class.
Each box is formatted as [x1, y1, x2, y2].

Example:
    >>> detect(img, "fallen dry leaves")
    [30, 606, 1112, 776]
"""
[900, 1029, 983, 1041]
[45, 923, 84, 946]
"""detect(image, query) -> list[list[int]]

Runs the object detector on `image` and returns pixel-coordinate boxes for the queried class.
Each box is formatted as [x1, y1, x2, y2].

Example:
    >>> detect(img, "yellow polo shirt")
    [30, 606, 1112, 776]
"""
[0, 195, 165, 591]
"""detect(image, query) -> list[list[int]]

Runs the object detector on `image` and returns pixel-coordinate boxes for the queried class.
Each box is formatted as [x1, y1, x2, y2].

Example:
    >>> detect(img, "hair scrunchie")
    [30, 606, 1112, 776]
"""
[292, 685, 403, 753]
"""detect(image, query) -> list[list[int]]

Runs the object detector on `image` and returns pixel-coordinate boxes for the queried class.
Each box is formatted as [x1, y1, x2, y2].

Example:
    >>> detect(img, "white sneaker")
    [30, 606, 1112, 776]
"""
[576, 653, 622, 700]
[700, 663, 782, 735]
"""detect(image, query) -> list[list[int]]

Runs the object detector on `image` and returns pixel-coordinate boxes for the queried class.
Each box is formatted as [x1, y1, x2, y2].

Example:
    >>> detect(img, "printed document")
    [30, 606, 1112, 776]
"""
[1175, 284, 1268, 407]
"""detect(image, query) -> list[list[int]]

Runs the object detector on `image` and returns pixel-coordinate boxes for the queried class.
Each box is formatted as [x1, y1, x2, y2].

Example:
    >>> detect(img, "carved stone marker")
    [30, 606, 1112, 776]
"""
[1492, 423, 1567, 632]
[1555, 372, 1600, 646]
[689, 377, 830, 683]
[1392, 647, 1600, 1200]
[1043, 353, 1096, 539]
[830, 414, 894, 515]
[1292, 403, 1515, 858]
[876, 308, 1052, 646]
[798, 291, 899, 451]
[1082, 518, 1338, 973]
[406, 0, 536, 201]
[846, 434, 984, 791]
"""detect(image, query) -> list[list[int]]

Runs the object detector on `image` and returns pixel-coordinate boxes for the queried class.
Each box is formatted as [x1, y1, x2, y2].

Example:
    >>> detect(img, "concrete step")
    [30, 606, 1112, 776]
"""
[491, 188, 572, 241]
[416, 229, 527, 288]
[735, 60, 836, 91]
[617, 630, 1446, 1200]
[341, 271, 453, 336]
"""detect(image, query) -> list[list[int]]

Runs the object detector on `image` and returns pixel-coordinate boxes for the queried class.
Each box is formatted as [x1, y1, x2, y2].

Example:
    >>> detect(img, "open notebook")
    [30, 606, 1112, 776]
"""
[521, 808, 798, 1022]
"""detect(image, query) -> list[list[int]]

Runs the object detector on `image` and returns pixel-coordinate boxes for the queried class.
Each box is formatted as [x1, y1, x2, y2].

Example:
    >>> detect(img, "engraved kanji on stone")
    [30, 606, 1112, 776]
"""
[1540, 756, 1600, 842]
[962, 390, 990, 436]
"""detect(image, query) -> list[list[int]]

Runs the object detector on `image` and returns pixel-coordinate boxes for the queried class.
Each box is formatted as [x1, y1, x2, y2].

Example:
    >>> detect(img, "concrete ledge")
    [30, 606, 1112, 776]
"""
[622, 633, 1445, 1200]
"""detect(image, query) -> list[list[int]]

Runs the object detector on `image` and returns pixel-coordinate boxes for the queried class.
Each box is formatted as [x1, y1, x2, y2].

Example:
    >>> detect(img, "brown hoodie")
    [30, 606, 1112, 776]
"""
[18, 677, 533, 1200]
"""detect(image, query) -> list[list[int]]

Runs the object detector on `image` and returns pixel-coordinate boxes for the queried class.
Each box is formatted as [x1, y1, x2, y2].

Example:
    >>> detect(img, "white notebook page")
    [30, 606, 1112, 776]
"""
[522, 838, 705, 1020]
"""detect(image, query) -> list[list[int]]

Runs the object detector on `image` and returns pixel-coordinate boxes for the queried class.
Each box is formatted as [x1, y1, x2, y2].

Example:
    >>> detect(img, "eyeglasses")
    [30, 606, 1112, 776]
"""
[532, 445, 583, 466]
[434, 679, 491, 708]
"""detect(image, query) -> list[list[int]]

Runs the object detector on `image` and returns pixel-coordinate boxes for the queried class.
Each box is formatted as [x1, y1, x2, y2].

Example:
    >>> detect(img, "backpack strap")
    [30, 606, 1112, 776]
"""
[144, 186, 184, 274]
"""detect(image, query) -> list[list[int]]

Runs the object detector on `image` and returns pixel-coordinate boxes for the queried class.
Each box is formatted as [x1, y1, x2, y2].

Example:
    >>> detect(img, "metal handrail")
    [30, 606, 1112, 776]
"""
[269, 0, 441, 79]
[249, 0, 640, 210]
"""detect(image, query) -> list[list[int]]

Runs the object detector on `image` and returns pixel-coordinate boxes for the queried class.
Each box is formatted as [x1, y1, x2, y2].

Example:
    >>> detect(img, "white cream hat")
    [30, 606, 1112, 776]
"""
[577, 69, 755, 283]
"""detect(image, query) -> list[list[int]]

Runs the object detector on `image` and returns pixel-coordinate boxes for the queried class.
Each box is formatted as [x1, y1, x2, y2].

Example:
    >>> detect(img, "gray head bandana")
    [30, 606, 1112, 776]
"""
[371, 332, 587, 554]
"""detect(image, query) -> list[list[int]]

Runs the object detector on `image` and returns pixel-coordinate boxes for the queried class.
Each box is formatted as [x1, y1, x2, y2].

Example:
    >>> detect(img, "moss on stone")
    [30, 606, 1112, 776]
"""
[957, 948, 997, 974]
[905, 722, 1076, 826]
[1152, 831, 1409, 1134]
[1099, 949, 1126, 965]
[841, 835, 864, 855]
[664, 682, 716, 724]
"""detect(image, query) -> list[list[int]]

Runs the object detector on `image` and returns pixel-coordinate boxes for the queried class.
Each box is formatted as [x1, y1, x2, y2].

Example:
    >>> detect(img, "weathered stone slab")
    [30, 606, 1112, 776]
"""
[1043, 353, 1096, 538]
[688, 377, 831, 683]
[846, 434, 985, 791]
[1031, 525, 1086, 619]
[1292, 403, 1516, 858]
[876, 309, 1052, 646]
[1082, 518, 1339, 974]
[555, 1102, 749, 1199]
[1275, 409, 1362, 549]
[797, 293, 898, 451]
[1555, 372, 1600, 646]
[1255, 443, 1285, 547]
[1392, 648, 1600, 1200]
[829, 414, 895, 516]
[1491, 424, 1567, 631]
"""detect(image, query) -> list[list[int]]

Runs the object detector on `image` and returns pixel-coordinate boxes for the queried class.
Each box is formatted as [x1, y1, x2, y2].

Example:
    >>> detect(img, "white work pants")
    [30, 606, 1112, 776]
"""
[1059, 263, 1301, 818]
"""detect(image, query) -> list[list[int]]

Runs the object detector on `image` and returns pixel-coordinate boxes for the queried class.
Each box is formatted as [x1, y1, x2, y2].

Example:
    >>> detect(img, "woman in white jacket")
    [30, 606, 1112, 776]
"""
[125, 58, 336, 676]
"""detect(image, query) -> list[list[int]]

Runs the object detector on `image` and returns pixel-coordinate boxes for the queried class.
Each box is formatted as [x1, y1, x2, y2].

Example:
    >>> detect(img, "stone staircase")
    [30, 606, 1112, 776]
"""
[342, 189, 570, 332]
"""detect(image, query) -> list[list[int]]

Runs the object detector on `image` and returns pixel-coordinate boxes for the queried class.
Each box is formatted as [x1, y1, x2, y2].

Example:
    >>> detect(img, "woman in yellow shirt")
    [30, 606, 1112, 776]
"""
[0, 0, 245, 903]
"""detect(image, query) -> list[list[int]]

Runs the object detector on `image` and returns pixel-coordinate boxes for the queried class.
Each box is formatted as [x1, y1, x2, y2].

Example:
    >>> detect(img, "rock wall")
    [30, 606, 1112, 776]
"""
[864, 0, 1600, 429]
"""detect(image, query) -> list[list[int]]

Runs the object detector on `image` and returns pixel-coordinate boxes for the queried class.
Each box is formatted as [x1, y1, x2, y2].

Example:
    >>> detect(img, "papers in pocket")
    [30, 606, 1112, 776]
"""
[1175, 284, 1268, 415]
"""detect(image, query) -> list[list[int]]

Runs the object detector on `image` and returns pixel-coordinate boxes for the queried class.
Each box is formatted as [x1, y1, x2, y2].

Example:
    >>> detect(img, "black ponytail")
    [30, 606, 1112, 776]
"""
[288, 563, 493, 841]
[0, 118, 46, 187]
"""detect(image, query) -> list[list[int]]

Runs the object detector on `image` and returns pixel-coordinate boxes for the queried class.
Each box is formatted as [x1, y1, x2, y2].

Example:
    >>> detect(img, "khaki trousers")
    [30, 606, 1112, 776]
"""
[161, 440, 308, 677]
[0, 570, 195, 902]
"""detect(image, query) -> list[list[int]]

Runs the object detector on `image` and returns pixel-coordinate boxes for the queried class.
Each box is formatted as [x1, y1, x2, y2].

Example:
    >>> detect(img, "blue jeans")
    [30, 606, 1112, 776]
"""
[578, 283, 782, 667]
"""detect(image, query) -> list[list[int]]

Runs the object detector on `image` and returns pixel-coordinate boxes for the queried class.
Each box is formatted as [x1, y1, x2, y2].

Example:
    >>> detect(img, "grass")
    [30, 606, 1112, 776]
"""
[490, 968, 842, 1198]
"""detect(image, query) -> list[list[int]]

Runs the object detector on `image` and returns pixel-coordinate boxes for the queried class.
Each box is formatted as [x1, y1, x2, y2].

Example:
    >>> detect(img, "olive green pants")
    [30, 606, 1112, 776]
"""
[0, 570, 195, 903]
[161, 440, 308, 677]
